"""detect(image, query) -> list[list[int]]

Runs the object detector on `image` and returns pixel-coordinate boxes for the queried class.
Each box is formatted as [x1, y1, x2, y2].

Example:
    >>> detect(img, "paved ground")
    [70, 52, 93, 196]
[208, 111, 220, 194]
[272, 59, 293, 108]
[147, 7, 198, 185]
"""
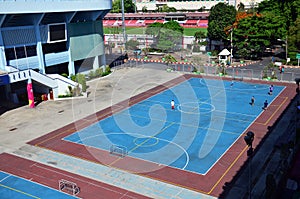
[0, 67, 216, 199]
[0, 65, 299, 199]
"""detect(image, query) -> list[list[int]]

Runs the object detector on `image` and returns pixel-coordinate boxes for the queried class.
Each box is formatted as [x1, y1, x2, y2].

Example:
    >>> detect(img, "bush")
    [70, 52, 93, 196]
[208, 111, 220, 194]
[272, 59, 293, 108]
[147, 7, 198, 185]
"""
[192, 45, 201, 52]
[70, 74, 76, 81]
[102, 66, 111, 76]
[58, 94, 73, 98]
[76, 74, 87, 92]
[88, 70, 96, 79]
[95, 68, 103, 77]
[61, 73, 68, 78]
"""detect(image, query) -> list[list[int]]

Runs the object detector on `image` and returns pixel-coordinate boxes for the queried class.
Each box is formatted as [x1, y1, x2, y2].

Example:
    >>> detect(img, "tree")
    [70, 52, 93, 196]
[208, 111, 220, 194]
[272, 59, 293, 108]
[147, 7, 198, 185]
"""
[198, 6, 205, 12]
[288, 16, 300, 63]
[234, 13, 286, 59]
[156, 5, 176, 12]
[207, 3, 237, 43]
[194, 31, 206, 43]
[111, 0, 136, 13]
[146, 21, 183, 52]
[157, 21, 183, 52]
[258, 0, 300, 29]
[125, 39, 139, 50]
[237, 3, 245, 12]
[142, 6, 148, 13]
[256, 0, 300, 63]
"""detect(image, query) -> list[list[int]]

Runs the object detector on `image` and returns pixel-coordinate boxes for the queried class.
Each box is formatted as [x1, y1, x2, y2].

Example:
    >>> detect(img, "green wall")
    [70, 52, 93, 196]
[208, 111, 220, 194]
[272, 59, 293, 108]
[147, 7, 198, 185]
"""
[68, 21, 104, 61]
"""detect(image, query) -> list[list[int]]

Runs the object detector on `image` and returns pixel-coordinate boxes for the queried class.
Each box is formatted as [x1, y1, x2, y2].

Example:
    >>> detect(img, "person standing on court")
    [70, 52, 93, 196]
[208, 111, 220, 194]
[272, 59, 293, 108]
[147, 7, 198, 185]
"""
[171, 100, 175, 110]
[269, 85, 274, 95]
[263, 100, 268, 110]
[250, 96, 255, 106]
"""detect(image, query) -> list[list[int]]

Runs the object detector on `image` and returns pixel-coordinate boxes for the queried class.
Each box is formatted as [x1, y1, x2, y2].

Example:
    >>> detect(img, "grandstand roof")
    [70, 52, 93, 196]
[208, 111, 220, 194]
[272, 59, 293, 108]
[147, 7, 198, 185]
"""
[105, 13, 166, 19]
[104, 12, 209, 20]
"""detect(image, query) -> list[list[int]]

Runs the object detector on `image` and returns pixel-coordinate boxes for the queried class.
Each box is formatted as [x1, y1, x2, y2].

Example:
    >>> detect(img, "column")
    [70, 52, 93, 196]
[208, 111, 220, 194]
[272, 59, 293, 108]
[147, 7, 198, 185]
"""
[35, 26, 45, 74]
[0, 31, 7, 70]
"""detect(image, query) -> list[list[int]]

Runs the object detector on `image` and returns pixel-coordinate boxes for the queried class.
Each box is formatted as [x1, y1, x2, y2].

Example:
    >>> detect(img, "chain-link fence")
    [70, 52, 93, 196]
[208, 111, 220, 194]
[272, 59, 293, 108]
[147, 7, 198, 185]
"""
[111, 60, 300, 83]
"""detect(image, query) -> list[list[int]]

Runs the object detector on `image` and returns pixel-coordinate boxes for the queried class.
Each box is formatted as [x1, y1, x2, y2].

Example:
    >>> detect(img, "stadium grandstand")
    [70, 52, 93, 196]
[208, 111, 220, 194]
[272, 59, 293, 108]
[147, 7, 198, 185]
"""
[103, 12, 209, 28]
[0, 0, 111, 104]
[135, 0, 263, 11]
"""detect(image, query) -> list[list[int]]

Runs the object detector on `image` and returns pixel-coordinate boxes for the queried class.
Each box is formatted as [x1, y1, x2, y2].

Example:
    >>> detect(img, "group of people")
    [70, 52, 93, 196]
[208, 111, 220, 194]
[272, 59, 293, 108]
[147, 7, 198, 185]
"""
[250, 84, 274, 110]
[170, 84, 274, 111]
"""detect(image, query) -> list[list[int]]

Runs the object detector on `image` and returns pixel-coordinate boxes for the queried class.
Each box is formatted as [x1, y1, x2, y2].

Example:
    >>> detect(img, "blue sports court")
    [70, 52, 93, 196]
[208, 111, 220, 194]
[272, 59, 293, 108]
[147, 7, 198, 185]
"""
[0, 171, 77, 199]
[64, 78, 284, 175]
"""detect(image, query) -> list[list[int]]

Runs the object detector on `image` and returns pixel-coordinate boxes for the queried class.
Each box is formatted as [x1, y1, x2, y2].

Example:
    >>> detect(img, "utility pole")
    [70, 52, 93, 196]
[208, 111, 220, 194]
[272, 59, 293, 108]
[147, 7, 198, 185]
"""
[285, 35, 288, 61]
[230, 29, 233, 65]
[121, 0, 127, 52]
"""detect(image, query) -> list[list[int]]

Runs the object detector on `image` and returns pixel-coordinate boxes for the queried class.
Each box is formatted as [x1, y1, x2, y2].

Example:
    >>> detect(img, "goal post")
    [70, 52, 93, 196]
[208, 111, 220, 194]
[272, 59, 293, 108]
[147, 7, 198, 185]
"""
[230, 68, 253, 80]
[110, 145, 128, 158]
[59, 179, 80, 196]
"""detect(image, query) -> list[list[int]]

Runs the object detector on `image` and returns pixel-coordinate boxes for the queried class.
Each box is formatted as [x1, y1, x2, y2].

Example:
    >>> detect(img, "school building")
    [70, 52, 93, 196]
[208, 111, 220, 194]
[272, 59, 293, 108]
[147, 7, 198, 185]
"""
[0, 0, 111, 105]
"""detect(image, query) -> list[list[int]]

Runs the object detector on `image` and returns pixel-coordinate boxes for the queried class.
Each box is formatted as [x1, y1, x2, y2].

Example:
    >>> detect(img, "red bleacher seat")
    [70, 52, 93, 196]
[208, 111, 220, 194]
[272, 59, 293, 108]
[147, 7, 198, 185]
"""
[185, 20, 198, 25]
[144, 20, 156, 25]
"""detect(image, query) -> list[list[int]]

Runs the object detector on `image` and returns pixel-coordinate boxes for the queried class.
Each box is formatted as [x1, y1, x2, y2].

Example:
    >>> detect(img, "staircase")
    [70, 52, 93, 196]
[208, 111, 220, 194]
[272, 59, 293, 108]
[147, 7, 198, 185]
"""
[8, 69, 78, 99]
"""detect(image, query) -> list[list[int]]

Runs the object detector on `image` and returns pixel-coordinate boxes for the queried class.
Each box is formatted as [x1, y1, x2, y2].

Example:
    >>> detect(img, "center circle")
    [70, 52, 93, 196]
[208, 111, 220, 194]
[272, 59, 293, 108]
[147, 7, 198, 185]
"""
[133, 137, 159, 147]
[178, 102, 215, 114]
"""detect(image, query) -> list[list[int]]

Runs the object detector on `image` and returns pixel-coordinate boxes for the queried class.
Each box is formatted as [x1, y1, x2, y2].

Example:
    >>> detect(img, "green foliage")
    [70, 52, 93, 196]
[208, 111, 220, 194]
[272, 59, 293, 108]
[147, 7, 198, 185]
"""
[207, 3, 237, 41]
[111, 0, 135, 13]
[125, 39, 139, 50]
[258, 0, 300, 28]
[76, 73, 87, 92]
[58, 94, 73, 98]
[198, 7, 205, 12]
[199, 67, 205, 73]
[157, 39, 174, 52]
[142, 6, 147, 13]
[87, 66, 110, 80]
[234, 13, 286, 59]
[88, 70, 95, 79]
[288, 17, 300, 64]
[163, 54, 177, 63]
[104, 66, 111, 75]
[156, 5, 176, 12]
[163, 21, 184, 34]
[70, 74, 76, 81]
[193, 45, 201, 52]
[146, 21, 183, 52]
[237, 3, 245, 12]
[95, 68, 103, 77]
[255, 0, 300, 61]
[61, 73, 68, 78]
[59, 85, 82, 98]
[145, 22, 164, 36]
[194, 31, 206, 43]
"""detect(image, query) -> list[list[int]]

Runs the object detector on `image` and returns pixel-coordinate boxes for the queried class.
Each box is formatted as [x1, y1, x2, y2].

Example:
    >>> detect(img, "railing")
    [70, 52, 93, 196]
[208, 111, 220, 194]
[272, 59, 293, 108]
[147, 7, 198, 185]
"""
[118, 60, 300, 83]
[8, 69, 58, 88]
[0, 0, 101, 2]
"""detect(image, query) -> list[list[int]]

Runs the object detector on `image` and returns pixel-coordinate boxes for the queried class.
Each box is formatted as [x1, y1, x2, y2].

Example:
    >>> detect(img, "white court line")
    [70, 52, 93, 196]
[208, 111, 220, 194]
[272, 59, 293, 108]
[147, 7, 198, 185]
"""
[0, 173, 11, 183]
[0, 170, 80, 198]
[31, 163, 132, 196]
[201, 85, 288, 175]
